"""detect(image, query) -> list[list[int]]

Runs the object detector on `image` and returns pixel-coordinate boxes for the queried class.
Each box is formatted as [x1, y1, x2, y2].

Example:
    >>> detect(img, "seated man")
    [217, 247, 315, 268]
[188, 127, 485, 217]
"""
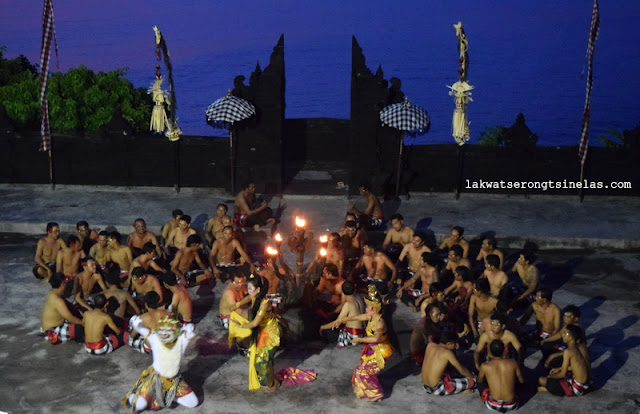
[475, 237, 504, 270]
[480, 254, 508, 298]
[76, 220, 99, 256]
[127, 291, 170, 354]
[439, 226, 470, 259]
[33, 222, 65, 280]
[127, 218, 163, 258]
[474, 313, 523, 371]
[341, 220, 366, 274]
[56, 235, 86, 291]
[421, 331, 476, 395]
[352, 241, 397, 289]
[260, 249, 293, 309]
[74, 257, 108, 311]
[103, 264, 141, 318]
[444, 245, 471, 277]
[208, 225, 256, 280]
[319, 281, 365, 348]
[164, 214, 197, 259]
[397, 232, 432, 285]
[83, 294, 125, 355]
[519, 288, 561, 346]
[40, 272, 84, 344]
[538, 325, 591, 397]
[382, 213, 414, 261]
[171, 234, 213, 286]
[130, 267, 164, 306]
[469, 279, 499, 338]
[478, 339, 524, 412]
[511, 251, 539, 308]
[89, 231, 111, 268]
[444, 265, 474, 313]
[542, 305, 584, 364]
[234, 181, 275, 229]
[217, 272, 247, 329]
[130, 242, 166, 275]
[348, 183, 384, 230]
[162, 272, 194, 325]
[307, 232, 345, 278]
[410, 302, 468, 365]
[106, 231, 133, 285]
[397, 252, 441, 311]
[315, 263, 346, 318]
[205, 203, 231, 246]
[161, 209, 183, 245]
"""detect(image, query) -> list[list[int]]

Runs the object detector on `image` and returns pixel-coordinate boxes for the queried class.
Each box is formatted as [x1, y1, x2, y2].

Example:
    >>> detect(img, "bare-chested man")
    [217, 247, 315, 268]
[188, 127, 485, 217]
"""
[444, 265, 474, 312]
[164, 214, 196, 258]
[40, 273, 84, 344]
[162, 272, 194, 324]
[511, 251, 539, 306]
[397, 252, 441, 310]
[127, 218, 163, 258]
[308, 232, 346, 278]
[478, 339, 524, 412]
[130, 266, 164, 306]
[421, 332, 476, 395]
[542, 305, 584, 365]
[382, 213, 414, 256]
[397, 232, 432, 284]
[480, 254, 508, 298]
[439, 226, 470, 258]
[538, 325, 591, 397]
[519, 288, 561, 345]
[76, 220, 99, 255]
[474, 314, 522, 371]
[103, 266, 141, 318]
[208, 225, 256, 280]
[127, 291, 170, 354]
[341, 220, 366, 269]
[352, 241, 397, 288]
[34, 222, 66, 280]
[319, 281, 365, 348]
[56, 235, 86, 289]
[469, 278, 499, 338]
[82, 294, 125, 355]
[89, 231, 111, 267]
[205, 203, 231, 246]
[131, 242, 166, 275]
[315, 263, 347, 319]
[218, 272, 247, 329]
[171, 234, 213, 286]
[161, 209, 183, 244]
[445, 245, 471, 275]
[234, 181, 275, 229]
[348, 183, 384, 230]
[74, 258, 107, 311]
[260, 249, 294, 310]
[476, 237, 504, 269]
[106, 231, 133, 285]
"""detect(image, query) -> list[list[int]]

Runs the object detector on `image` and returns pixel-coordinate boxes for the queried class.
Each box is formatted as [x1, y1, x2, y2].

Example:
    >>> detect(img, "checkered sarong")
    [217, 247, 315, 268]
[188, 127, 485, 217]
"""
[84, 337, 114, 355]
[41, 320, 76, 344]
[337, 326, 365, 348]
[423, 374, 475, 396]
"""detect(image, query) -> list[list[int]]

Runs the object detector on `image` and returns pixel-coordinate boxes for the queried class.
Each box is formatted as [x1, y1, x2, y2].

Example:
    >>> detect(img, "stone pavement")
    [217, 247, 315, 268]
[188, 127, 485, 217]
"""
[0, 184, 639, 414]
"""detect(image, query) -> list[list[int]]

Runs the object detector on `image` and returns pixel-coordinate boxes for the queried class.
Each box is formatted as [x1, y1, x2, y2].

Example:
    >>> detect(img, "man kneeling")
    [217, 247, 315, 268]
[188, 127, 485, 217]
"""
[478, 339, 524, 412]
[422, 331, 476, 395]
[83, 294, 126, 355]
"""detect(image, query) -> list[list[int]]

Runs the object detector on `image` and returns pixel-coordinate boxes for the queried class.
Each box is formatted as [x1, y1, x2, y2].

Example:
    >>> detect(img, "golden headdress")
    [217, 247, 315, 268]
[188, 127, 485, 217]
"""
[156, 316, 180, 330]
[364, 284, 383, 311]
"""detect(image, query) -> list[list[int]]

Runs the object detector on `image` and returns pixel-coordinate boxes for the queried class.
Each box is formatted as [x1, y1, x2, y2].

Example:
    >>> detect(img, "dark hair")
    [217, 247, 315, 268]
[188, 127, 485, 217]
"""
[440, 331, 458, 344]
[341, 281, 355, 295]
[324, 263, 339, 278]
[145, 291, 160, 309]
[141, 242, 156, 254]
[80, 257, 95, 268]
[363, 240, 377, 250]
[217, 203, 228, 211]
[521, 251, 536, 263]
[242, 182, 254, 190]
[134, 218, 146, 226]
[390, 213, 404, 221]
[49, 272, 65, 288]
[359, 183, 371, 192]
[248, 276, 269, 320]
[452, 226, 464, 236]
[449, 244, 463, 258]
[186, 234, 201, 247]
[475, 278, 491, 295]
[455, 265, 472, 282]
[109, 231, 122, 243]
[172, 209, 183, 218]
[76, 220, 89, 229]
[429, 282, 445, 295]
[46, 222, 59, 232]
[223, 225, 234, 232]
[413, 232, 425, 243]
[180, 215, 192, 225]
[490, 313, 507, 326]
[565, 324, 582, 342]
[131, 267, 145, 278]
[538, 288, 553, 301]
[345, 220, 357, 229]
[104, 262, 121, 287]
[422, 252, 442, 268]
[486, 254, 500, 268]
[425, 303, 440, 317]
[98, 230, 109, 237]
[489, 339, 505, 357]
[484, 236, 497, 248]
[345, 212, 357, 220]
[563, 305, 581, 318]
[162, 272, 178, 286]
[93, 294, 107, 309]
[66, 235, 80, 247]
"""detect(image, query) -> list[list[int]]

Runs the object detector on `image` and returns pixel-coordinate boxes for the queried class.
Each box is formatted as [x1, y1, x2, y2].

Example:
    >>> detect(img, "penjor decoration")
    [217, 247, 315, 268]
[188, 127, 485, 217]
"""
[149, 26, 181, 141]
[448, 21, 474, 146]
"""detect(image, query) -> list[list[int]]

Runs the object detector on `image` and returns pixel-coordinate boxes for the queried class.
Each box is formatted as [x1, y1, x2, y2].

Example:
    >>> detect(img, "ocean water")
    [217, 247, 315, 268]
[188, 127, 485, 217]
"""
[1, 0, 639, 146]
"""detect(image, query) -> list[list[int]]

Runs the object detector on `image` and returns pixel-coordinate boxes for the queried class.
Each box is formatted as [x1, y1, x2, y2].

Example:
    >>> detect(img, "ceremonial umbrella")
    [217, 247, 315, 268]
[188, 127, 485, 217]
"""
[205, 92, 256, 195]
[380, 96, 431, 198]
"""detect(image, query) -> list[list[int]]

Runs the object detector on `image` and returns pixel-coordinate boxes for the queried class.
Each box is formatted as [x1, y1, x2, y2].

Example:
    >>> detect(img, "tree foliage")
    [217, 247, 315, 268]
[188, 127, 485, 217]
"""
[598, 126, 624, 149]
[0, 49, 151, 133]
[478, 125, 506, 146]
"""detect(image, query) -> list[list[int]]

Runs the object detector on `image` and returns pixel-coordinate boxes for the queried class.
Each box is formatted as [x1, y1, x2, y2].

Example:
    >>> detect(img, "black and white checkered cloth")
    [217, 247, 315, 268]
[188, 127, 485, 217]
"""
[39, 0, 59, 152]
[380, 97, 430, 137]
[205, 95, 256, 129]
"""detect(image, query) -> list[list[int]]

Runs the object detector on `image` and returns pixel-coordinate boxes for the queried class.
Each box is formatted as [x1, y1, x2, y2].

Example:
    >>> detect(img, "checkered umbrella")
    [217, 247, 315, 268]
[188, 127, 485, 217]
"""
[205, 92, 256, 195]
[379, 97, 431, 137]
[379, 97, 430, 197]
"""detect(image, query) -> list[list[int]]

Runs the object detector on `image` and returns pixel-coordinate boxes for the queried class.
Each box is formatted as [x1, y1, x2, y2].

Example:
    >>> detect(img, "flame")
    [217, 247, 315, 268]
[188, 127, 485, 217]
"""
[266, 246, 279, 256]
[320, 248, 327, 257]
[274, 233, 283, 242]
[295, 216, 306, 227]
[319, 235, 328, 243]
